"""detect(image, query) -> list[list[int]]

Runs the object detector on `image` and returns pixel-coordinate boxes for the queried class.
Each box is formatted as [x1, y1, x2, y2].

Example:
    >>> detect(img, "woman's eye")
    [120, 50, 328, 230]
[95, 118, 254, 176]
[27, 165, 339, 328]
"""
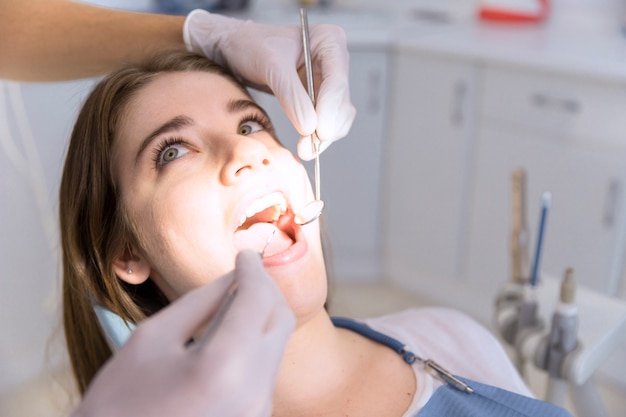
[163, 147, 180, 162]
[156, 142, 189, 167]
[238, 120, 264, 136]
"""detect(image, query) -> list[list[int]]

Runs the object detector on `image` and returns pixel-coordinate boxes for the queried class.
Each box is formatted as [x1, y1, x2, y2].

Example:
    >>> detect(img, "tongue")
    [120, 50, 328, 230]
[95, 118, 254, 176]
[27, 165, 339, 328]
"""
[233, 223, 293, 256]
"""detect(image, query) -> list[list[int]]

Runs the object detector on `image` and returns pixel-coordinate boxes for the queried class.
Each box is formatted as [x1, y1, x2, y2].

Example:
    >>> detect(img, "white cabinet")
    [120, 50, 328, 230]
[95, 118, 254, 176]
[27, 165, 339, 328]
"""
[466, 64, 626, 297]
[251, 47, 390, 281]
[383, 48, 626, 318]
[383, 49, 478, 293]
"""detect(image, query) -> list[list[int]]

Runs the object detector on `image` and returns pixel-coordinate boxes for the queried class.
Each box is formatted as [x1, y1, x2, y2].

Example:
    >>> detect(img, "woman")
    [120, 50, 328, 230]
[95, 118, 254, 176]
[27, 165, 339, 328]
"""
[60, 51, 570, 416]
[3, 4, 352, 414]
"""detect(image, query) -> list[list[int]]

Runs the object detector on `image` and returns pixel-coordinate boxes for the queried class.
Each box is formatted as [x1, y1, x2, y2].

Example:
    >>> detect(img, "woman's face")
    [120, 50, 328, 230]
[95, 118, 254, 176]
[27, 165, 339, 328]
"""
[111, 71, 326, 318]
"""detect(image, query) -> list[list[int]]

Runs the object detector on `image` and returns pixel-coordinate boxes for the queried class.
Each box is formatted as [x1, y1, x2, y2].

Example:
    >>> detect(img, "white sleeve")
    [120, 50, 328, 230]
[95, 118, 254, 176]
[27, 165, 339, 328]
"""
[364, 308, 534, 397]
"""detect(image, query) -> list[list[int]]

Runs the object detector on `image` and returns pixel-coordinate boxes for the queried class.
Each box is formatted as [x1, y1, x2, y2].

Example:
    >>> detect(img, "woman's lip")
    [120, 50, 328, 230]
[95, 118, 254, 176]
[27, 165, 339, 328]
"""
[262, 223, 307, 267]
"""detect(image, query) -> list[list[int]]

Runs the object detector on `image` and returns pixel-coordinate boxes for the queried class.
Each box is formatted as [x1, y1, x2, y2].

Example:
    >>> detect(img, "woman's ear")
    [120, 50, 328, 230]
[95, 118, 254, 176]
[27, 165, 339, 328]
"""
[113, 245, 151, 285]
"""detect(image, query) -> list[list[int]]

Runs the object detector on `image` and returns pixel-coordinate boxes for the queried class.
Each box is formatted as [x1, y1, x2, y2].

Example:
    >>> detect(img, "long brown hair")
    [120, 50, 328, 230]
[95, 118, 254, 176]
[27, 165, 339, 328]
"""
[59, 51, 251, 394]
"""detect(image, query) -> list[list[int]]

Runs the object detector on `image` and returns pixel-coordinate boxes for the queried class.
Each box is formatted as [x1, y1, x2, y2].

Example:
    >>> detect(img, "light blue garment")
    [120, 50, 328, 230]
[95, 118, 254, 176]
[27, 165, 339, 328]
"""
[417, 376, 572, 417]
[331, 317, 573, 417]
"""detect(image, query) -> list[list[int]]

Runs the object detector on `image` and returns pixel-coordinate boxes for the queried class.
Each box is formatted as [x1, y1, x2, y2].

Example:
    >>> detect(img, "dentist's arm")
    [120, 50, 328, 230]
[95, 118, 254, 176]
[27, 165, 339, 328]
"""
[72, 250, 294, 417]
[0, 0, 355, 155]
[0, 0, 185, 81]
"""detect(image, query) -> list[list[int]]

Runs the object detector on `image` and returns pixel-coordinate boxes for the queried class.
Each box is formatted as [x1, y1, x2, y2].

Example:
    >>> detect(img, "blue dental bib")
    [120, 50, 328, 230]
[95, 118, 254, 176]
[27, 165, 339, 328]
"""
[331, 317, 572, 417]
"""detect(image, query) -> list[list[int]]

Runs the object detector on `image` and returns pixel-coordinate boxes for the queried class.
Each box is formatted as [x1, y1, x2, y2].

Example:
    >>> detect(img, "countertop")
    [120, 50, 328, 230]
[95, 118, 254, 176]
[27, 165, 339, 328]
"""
[230, 1, 626, 83]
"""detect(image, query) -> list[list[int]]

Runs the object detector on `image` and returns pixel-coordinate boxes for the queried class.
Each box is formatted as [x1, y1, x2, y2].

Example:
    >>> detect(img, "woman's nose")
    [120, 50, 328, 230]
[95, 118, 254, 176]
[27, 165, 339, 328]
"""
[220, 137, 272, 185]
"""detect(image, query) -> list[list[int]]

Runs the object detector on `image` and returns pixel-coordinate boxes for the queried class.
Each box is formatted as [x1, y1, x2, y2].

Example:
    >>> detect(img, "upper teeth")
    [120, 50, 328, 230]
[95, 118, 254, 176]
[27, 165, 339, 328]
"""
[238, 192, 287, 227]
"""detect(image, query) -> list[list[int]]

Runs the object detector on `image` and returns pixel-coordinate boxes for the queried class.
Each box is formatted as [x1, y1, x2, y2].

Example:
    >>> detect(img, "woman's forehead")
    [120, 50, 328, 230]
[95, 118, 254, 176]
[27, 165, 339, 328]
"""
[134, 71, 245, 104]
[120, 71, 249, 130]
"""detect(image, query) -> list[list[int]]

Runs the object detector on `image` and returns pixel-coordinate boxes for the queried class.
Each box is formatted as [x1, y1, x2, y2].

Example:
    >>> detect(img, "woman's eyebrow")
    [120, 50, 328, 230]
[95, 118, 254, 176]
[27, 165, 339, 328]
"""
[228, 98, 270, 119]
[135, 115, 194, 163]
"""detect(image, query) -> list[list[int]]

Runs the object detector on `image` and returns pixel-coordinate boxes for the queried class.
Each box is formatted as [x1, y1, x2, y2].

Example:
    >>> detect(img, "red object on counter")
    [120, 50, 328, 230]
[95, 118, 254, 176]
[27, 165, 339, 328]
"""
[479, 0, 550, 22]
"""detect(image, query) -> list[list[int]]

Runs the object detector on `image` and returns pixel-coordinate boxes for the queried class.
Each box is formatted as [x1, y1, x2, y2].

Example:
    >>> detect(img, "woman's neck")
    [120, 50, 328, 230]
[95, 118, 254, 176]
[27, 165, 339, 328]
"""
[271, 310, 400, 416]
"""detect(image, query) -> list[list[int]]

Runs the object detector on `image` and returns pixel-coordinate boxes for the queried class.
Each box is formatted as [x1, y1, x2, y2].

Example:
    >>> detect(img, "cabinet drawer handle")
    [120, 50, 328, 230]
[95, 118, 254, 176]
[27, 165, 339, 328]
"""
[603, 179, 622, 228]
[531, 93, 580, 114]
[366, 70, 381, 114]
[451, 80, 467, 127]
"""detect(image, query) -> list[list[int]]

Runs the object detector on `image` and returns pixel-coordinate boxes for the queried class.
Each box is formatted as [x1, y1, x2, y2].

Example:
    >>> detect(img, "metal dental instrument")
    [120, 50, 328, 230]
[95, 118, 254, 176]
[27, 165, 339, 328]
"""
[259, 228, 277, 258]
[294, 7, 325, 226]
[423, 359, 474, 394]
[197, 280, 240, 346]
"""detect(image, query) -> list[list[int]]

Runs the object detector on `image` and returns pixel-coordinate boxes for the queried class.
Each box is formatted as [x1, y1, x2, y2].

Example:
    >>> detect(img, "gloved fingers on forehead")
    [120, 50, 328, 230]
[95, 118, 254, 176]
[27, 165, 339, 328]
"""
[296, 104, 348, 160]
[269, 61, 317, 137]
[308, 24, 349, 76]
[309, 24, 354, 143]
[264, 24, 350, 139]
[297, 135, 316, 161]
[314, 80, 355, 143]
[241, 27, 300, 88]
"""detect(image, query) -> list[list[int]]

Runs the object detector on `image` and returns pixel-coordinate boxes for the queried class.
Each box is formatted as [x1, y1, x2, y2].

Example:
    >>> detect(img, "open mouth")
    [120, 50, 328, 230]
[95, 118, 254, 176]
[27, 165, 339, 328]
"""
[236, 192, 287, 231]
[233, 191, 298, 256]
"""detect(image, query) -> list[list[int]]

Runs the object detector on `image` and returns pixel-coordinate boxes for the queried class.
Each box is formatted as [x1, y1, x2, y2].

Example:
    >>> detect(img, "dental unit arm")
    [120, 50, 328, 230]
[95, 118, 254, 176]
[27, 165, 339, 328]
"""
[494, 169, 626, 417]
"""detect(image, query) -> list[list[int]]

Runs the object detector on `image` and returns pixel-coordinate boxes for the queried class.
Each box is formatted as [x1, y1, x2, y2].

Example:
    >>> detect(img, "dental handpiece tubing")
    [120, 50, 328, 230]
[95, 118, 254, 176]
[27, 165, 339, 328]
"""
[530, 192, 551, 287]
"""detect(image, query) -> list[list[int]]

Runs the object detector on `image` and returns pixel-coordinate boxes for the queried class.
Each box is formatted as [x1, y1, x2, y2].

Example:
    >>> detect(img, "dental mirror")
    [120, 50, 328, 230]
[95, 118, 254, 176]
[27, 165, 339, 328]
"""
[294, 7, 325, 226]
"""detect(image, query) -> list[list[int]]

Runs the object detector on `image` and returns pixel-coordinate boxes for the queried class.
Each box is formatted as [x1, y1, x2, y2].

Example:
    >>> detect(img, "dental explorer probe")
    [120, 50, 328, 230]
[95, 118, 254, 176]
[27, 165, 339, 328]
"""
[294, 7, 325, 226]
[259, 228, 277, 258]
[197, 280, 240, 346]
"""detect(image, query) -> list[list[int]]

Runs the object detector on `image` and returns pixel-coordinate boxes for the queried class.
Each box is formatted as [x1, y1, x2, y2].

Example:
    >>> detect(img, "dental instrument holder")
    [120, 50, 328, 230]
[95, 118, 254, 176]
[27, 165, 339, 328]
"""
[495, 174, 626, 416]
[534, 268, 579, 406]
[495, 282, 545, 375]
[493, 276, 626, 417]
[509, 191, 551, 375]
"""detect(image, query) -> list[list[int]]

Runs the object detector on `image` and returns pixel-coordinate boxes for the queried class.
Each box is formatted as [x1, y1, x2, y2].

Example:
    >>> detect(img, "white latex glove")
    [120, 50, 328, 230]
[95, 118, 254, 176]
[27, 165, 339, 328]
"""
[183, 9, 356, 160]
[72, 250, 294, 417]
